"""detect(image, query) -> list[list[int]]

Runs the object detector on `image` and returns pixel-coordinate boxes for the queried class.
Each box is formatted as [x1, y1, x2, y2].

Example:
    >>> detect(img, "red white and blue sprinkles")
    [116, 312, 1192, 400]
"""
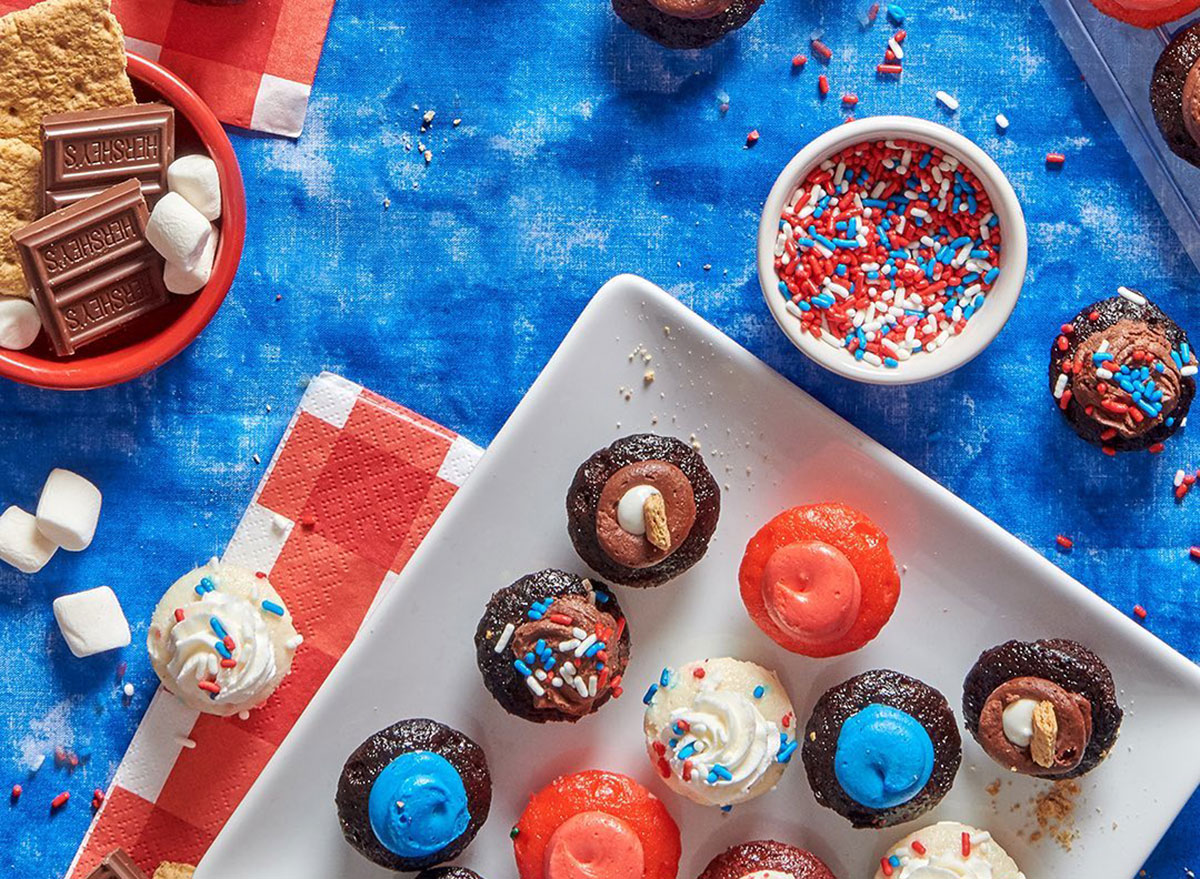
[773, 138, 1002, 368]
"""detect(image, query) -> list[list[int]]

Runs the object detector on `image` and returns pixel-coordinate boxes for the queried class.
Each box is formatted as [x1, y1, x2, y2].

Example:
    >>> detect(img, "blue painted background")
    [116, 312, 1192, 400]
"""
[3, 0, 1199, 875]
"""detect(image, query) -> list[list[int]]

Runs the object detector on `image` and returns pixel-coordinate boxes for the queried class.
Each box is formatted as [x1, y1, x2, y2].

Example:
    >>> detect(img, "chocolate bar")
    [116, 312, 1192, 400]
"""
[40, 103, 175, 214]
[85, 849, 148, 879]
[11, 179, 169, 356]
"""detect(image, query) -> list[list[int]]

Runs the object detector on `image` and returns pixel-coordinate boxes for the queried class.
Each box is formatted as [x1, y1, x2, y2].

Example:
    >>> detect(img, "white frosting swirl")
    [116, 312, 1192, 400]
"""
[878, 823, 1025, 879]
[164, 590, 278, 710]
[616, 485, 660, 534]
[663, 689, 779, 796]
[1001, 699, 1037, 748]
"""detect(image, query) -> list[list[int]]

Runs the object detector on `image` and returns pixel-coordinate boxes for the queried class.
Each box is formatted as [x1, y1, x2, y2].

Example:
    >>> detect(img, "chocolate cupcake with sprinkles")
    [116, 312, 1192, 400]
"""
[567, 433, 720, 589]
[474, 569, 631, 723]
[802, 669, 962, 829]
[1050, 288, 1196, 454]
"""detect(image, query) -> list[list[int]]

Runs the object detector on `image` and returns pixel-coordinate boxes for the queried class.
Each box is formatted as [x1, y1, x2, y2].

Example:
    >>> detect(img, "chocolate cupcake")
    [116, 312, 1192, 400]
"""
[1152, 21, 1200, 168]
[1050, 290, 1196, 453]
[416, 869, 482, 879]
[612, 0, 765, 50]
[336, 718, 491, 873]
[567, 433, 719, 588]
[474, 569, 631, 723]
[802, 669, 961, 829]
[697, 840, 836, 879]
[963, 639, 1122, 779]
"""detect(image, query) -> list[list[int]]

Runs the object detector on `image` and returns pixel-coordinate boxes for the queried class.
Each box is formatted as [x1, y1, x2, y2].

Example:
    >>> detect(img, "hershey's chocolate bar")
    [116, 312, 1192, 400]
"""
[11, 179, 169, 356]
[85, 849, 148, 879]
[40, 103, 175, 214]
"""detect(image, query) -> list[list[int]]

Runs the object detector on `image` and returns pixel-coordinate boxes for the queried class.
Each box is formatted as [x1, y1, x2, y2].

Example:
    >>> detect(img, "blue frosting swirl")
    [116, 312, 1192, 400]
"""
[367, 750, 470, 858]
[833, 703, 934, 810]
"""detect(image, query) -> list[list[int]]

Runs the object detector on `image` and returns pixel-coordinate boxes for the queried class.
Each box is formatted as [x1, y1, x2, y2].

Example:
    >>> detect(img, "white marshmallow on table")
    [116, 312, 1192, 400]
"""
[0, 506, 57, 573]
[0, 297, 42, 350]
[164, 222, 218, 295]
[146, 192, 212, 267]
[35, 468, 102, 552]
[168, 154, 222, 221]
[52, 586, 130, 657]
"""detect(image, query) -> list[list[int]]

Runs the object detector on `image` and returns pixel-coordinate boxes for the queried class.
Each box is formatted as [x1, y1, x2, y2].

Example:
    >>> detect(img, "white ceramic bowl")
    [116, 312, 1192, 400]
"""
[756, 115, 1028, 385]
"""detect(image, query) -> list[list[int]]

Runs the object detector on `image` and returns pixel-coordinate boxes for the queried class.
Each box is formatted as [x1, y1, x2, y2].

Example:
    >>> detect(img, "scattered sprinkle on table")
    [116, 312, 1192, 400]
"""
[1046, 152, 1066, 166]
[1133, 604, 1148, 620]
[11, 784, 21, 801]
[996, 113, 1010, 132]
[818, 74, 831, 97]
[122, 682, 134, 698]
[936, 90, 959, 111]
[772, 138, 1003, 369]
[1056, 534, 1074, 550]
[746, 130, 760, 148]
[792, 54, 807, 69]
[1190, 546, 1200, 561]
[51, 791, 70, 810]
[812, 38, 833, 61]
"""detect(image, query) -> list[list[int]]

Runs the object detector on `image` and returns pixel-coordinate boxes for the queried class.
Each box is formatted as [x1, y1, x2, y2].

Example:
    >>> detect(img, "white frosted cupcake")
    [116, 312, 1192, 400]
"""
[874, 822, 1026, 879]
[148, 558, 301, 716]
[642, 656, 797, 808]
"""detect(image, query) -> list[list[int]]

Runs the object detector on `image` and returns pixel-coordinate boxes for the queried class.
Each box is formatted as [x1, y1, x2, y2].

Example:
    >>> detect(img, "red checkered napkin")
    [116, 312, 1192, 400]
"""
[65, 373, 483, 878]
[0, 0, 334, 136]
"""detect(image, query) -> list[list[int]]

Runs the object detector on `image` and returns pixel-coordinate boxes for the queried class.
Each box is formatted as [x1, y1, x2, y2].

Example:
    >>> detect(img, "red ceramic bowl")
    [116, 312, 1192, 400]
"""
[0, 53, 246, 390]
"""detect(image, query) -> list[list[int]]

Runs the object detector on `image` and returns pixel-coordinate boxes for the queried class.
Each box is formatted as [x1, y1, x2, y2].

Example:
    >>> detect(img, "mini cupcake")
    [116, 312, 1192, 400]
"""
[802, 669, 961, 829]
[1049, 290, 1196, 453]
[612, 0, 765, 50]
[417, 870, 483, 879]
[875, 822, 1025, 879]
[512, 770, 681, 879]
[474, 569, 631, 723]
[643, 657, 797, 808]
[697, 840, 836, 879]
[1153, 21, 1200, 167]
[336, 718, 491, 873]
[147, 558, 301, 717]
[963, 639, 1123, 779]
[739, 503, 901, 658]
[1088, 0, 1200, 28]
[566, 433, 720, 588]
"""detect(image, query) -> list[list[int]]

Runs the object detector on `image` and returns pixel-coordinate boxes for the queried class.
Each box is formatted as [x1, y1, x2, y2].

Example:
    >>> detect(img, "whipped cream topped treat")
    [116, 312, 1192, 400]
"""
[643, 657, 797, 808]
[697, 840, 836, 879]
[1050, 290, 1196, 453]
[512, 770, 681, 879]
[875, 822, 1025, 879]
[474, 569, 632, 724]
[567, 433, 720, 588]
[802, 669, 961, 829]
[336, 718, 491, 873]
[963, 639, 1123, 779]
[147, 558, 300, 716]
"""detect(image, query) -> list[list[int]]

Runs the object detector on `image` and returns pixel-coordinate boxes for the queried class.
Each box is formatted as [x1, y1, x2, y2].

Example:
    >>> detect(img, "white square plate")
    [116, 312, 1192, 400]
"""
[200, 275, 1200, 879]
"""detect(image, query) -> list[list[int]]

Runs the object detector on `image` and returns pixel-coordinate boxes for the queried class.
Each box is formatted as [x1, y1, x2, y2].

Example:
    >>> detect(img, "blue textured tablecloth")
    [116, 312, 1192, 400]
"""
[3, 0, 1198, 876]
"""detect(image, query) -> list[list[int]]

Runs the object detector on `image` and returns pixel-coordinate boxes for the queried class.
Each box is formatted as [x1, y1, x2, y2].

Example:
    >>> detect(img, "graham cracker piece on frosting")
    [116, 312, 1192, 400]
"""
[0, 0, 135, 296]
[0, 137, 41, 298]
[151, 864, 195, 879]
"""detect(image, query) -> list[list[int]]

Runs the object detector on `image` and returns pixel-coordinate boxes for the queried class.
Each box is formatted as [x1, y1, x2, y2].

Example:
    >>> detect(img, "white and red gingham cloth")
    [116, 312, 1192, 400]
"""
[0, 0, 335, 136]
[65, 373, 482, 878]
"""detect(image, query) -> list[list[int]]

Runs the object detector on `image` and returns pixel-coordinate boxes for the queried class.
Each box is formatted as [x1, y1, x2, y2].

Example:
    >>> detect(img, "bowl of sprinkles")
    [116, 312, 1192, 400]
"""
[758, 116, 1027, 384]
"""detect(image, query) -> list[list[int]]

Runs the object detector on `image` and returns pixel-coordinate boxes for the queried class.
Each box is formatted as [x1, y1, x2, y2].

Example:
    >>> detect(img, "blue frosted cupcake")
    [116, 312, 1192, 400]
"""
[336, 718, 491, 872]
[801, 669, 961, 828]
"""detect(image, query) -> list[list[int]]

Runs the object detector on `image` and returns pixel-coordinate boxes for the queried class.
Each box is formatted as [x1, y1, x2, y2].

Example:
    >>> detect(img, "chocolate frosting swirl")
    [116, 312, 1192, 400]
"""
[595, 460, 696, 569]
[978, 676, 1091, 777]
[1184, 57, 1200, 146]
[509, 596, 620, 718]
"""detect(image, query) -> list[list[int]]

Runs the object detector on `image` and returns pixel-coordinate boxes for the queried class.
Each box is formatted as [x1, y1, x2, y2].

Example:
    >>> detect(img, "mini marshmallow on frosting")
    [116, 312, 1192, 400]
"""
[148, 558, 300, 717]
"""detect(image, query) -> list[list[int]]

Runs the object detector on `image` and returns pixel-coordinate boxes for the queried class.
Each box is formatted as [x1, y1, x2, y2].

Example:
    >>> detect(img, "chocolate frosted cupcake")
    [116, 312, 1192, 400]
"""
[1050, 289, 1196, 453]
[612, 0, 765, 50]
[963, 639, 1122, 779]
[474, 569, 631, 723]
[698, 840, 836, 879]
[336, 719, 491, 873]
[1153, 22, 1200, 168]
[567, 433, 719, 588]
[802, 669, 961, 829]
[416, 869, 483, 879]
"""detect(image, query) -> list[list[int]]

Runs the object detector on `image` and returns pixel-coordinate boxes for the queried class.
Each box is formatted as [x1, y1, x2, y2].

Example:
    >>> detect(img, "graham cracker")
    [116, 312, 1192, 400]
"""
[0, 0, 135, 296]
[151, 864, 195, 879]
[0, 137, 40, 297]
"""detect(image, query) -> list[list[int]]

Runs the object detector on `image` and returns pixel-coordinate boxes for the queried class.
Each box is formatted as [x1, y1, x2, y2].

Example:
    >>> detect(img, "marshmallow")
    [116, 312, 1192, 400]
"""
[164, 223, 218, 295]
[146, 192, 212, 267]
[35, 468, 102, 551]
[0, 297, 42, 350]
[52, 586, 131, 657]
[168, 154, 222, 221]
[0, 506, 57, 573]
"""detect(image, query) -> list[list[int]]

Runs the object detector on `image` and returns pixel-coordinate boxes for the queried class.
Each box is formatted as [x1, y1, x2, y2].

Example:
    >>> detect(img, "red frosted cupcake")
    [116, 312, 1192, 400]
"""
[1087, 0, 1200, 27]
[512, 770, 681, 879]
[739, 503, 900, 658]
